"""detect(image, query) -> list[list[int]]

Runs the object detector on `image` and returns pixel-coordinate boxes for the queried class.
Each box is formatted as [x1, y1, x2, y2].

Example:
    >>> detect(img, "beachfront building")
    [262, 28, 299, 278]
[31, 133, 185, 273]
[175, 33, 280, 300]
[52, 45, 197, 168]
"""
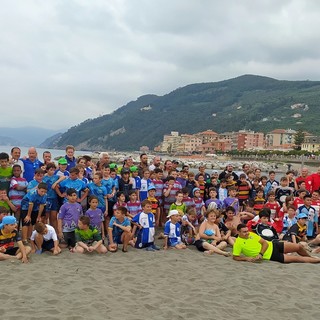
[177, 134, 202, 153]
[197, 139, 232, 153]
[265, 129, 296, 150]
[301, 136, 320, 153]
[160, 131, 181, 153]
[237, 130, 265, 151]
[218, 131, 239, 150]
[195, 130, 219, 144]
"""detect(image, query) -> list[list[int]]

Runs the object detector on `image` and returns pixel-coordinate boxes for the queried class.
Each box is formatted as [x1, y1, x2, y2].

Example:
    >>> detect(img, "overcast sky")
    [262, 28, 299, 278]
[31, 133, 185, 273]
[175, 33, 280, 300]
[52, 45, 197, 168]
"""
[1, 0, 320, 131]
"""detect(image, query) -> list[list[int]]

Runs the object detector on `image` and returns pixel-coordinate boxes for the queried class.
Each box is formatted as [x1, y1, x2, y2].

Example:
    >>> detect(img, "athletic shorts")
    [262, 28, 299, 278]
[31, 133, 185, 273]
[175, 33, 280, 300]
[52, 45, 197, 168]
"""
[5, 247, 19, 256]
[270, 241, 285, 263]
[42, 239, 55, 251]
[63, 231, 76, 248]
[169, 240, 183, 247]
[195, 239, 206, 252]
[46, 198, 58, 212]
[21, 210, 39, 226]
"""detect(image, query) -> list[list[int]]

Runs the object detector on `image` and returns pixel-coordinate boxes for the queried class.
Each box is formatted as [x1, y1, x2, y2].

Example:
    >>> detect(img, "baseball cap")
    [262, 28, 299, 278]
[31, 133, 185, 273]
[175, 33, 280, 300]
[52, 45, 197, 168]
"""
[148, 184, 156, 191]
[58, 158, 68, 165]
[130, 166, 138, 172]
[192, 187, 200, 195]
[172, 160, 179, 164]
[109, 163, 117, 169]
[167, 210, 179, 218]
[121, 167, 130, 174]
[212, 170, 218, 174]
[297, 213, 308, 219]
[0, 215, 17, 229]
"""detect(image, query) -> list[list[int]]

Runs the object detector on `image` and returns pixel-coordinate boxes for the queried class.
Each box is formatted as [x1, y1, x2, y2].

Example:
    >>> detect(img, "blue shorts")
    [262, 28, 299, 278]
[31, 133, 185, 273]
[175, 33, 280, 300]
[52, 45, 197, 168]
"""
[113, 235, 122, 244]
[42, 239, 55, 251]
[169, 240, 182, 247]
[46, 198, 58, 211]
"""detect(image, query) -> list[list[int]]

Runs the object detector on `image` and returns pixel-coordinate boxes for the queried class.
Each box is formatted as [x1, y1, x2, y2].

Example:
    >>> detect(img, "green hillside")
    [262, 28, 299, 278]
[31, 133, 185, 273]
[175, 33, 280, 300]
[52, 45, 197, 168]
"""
[48, 75, 320, 151]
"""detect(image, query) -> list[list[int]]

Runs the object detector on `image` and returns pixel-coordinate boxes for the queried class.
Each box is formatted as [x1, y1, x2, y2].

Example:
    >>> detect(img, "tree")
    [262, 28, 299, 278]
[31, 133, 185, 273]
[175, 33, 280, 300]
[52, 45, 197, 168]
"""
[294, 129, 305, 150]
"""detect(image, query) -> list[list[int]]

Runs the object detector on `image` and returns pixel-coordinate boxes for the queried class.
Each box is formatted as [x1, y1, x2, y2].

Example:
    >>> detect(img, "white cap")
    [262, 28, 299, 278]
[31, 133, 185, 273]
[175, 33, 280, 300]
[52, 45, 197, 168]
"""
[167, 210, 179, 218]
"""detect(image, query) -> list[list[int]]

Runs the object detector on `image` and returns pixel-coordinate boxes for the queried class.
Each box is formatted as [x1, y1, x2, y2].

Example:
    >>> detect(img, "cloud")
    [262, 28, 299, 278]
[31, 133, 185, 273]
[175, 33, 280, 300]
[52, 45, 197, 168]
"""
[1, 0, 320, 130]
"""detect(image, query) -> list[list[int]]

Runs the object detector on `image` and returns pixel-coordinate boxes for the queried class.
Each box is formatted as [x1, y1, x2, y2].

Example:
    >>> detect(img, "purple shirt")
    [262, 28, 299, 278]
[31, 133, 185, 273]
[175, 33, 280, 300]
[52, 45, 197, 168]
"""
[85, 208, 103, 231]
[58, 202, 83, 232]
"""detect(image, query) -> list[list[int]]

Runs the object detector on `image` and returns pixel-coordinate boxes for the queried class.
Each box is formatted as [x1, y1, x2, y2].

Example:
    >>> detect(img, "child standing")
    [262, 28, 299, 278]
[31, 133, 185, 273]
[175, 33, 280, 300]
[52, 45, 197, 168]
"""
[9, 164, 27, 225]
[253, 188, 266, 215]
[192, 188, 206, 223]
[223, 186, 239, 215]
[163, 210, 186, 250]
[20, 182, 48, 244]
[127, 190, 142, 219]
[85, 195, 104, 239]
[205, 188, 222, 210]
[58, 188, 83, 250]
[0, 152, 13, 193]
[131, 199, 159, 251]
[147, 186, 160, 227]
[113, 191, 128, 213]
[169, 191, 187, 215]
[139, 169, 152, 201]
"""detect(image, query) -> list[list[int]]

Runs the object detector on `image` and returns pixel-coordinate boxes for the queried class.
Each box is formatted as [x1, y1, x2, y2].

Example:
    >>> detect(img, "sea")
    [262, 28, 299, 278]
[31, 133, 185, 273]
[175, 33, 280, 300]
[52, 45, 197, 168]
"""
[0, 145, 92, 161]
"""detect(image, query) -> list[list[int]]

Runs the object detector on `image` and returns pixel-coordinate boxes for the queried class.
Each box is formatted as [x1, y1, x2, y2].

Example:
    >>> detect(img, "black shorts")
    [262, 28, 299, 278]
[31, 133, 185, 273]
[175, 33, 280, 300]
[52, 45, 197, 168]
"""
[63, 231, 76, 248]
[5, 247, 19, 256]
[42, 239, 55, 251]
[270, 241, 285, 263]
[21, 210, 39, 226]
[195, 239, 206, 252]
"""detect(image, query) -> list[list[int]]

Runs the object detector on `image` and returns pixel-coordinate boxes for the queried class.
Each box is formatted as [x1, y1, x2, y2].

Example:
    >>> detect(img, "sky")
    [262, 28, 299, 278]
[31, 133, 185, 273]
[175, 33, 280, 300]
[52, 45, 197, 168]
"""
[1, 0, 320, 131]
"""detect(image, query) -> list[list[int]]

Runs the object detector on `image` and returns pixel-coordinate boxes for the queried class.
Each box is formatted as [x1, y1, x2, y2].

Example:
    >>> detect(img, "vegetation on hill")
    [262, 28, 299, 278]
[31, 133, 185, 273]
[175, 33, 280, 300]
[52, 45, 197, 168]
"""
[44, 75, 320, 151]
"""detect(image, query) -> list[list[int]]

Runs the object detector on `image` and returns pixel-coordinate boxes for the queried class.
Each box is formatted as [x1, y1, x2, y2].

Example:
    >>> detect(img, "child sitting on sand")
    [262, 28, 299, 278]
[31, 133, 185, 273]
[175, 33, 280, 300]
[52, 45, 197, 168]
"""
[131, 199, 160, 251]
[74, 216, 107, 254]
[0, 215, 31, 263]
[108, 207, 131, 252]
[163, 210, 186, 250]
[30, 222, 61, 255]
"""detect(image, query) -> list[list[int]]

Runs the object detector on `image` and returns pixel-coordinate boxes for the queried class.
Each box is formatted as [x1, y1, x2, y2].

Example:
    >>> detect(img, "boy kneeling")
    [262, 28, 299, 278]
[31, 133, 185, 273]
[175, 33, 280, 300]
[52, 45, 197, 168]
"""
[74, 216, 107, 254]
[30, 222, 61, 255]
[0, 216, 31, 263]
[108, 207, 132, 252]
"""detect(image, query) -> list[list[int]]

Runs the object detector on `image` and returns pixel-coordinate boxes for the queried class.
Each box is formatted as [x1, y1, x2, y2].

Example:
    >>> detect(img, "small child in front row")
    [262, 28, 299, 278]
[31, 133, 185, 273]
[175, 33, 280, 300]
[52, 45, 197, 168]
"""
[58, 188, 83, 251]
[85, 195, 104, 239]
[108, 207, 131, 252]
[74, 216, 107, 254]
[131, 199, 160, 251]
[163, 210, 186, 250]
[30, 222, 61, 255]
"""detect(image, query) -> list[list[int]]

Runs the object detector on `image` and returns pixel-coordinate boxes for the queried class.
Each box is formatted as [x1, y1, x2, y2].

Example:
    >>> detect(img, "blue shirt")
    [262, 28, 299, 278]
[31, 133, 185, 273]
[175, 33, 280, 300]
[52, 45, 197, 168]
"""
[21, 189, 47, 211]
[132, 212, 155, 245]
[59, 178, 87, 201]
[43, 175, 60, 199]
[109, 216, 131, 242]
[21, 158, 43, 182]
[65, 156, 76, 172]
[87, 183, 107, 209]
[164, 220, 181, 245]
[297, 205, 317, 237]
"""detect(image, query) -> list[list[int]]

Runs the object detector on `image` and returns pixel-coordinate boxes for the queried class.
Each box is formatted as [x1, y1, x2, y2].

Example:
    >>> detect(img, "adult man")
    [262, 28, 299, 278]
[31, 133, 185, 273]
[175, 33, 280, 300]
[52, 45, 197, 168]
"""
[149, 156, 162, 171]
[42, 151, 52, 166]
[96, 152, 110, 171]
[294, 167, 309, 190]
[305, 167, 320, 194]
[138, 153, 148, 178]
[10, 147, 24, 173]
[195, 165, 210, 182]
[233, 223, 320, 263]
[20, 147, 43, 182]
[219, 163, 239, 181]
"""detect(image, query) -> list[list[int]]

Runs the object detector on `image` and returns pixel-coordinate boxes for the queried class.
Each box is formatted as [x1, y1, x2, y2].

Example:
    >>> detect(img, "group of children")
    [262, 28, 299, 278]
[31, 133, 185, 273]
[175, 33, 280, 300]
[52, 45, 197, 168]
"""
[1, 148, 320, 263]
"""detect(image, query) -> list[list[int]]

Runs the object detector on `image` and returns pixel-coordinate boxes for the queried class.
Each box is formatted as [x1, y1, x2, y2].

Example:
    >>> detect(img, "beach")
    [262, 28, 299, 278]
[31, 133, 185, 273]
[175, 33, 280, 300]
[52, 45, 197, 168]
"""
[1, 235, 320, 320]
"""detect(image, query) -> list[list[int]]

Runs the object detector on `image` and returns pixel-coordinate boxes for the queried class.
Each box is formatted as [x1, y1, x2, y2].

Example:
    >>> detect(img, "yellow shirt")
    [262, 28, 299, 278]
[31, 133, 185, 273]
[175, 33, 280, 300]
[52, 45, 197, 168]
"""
[233, 232, 273, 260]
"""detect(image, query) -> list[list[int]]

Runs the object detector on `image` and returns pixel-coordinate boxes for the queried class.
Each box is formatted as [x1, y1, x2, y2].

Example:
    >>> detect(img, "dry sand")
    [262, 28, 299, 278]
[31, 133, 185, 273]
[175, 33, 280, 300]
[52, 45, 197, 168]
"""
[1, 238, 320, 320]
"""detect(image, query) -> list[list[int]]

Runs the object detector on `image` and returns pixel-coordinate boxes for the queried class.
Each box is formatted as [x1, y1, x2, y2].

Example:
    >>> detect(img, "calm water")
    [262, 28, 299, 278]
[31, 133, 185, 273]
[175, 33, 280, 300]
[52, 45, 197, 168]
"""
[0, 145, 92, 161]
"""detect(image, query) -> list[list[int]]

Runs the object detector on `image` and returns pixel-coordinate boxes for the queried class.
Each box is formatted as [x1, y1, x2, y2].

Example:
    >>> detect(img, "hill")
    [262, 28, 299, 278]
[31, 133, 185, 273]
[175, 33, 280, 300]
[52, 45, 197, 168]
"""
[43, 75, 320, 151]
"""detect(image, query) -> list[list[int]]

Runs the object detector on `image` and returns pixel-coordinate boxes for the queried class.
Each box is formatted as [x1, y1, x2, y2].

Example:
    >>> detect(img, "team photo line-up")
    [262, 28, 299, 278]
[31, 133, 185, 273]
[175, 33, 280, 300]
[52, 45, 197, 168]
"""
[1, 145, 320, 264]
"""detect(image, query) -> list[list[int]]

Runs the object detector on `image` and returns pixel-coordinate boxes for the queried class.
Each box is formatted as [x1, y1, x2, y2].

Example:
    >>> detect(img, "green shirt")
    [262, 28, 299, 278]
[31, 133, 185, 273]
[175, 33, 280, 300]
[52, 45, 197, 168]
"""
[75, 226, 101, 244]
[169, 202, 187, 214]
[0, 167, 13, 193]
[233, 232, 273, 260]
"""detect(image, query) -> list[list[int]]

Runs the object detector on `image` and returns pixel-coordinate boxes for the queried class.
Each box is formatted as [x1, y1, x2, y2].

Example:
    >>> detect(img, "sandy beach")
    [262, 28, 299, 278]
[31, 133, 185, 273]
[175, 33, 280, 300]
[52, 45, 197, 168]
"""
[1, 233, 320, 320]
